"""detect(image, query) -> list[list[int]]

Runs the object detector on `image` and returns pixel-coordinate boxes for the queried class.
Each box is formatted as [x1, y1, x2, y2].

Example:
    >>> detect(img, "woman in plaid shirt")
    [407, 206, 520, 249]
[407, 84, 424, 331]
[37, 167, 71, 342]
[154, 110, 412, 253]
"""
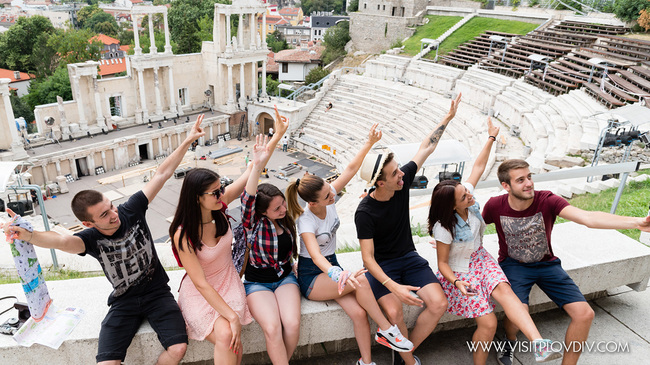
[241, 112, 300, 365]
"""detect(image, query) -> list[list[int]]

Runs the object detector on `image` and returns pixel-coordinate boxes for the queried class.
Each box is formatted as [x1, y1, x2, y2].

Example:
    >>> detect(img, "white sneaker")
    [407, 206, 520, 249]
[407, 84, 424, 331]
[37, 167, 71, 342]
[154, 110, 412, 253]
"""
[375, 324, 414, 352]
[355, 359, 376, 365]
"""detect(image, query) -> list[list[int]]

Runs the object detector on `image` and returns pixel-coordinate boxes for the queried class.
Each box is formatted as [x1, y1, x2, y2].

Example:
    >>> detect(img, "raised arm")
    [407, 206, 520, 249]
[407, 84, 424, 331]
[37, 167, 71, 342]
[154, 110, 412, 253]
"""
[465, 117, 499, 187]
[222, 162, 254, 205]
[411, 93, 462, 170]
[331, 123, 382, 194]
[143, 115, 206, 203]
[244, 134, 271, 196]
[359, 238, 424, 307]
[3, 209, 85, 254]
[559, 205, 650, 231]
[173, 231, 242, 354]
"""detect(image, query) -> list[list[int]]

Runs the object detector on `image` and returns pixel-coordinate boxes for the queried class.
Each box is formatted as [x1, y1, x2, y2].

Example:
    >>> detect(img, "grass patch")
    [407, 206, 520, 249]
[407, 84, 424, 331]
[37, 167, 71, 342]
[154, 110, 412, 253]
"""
[0, 268, 104, 285]
[404, 16, 539, 59]
[403, 16, 463, 56]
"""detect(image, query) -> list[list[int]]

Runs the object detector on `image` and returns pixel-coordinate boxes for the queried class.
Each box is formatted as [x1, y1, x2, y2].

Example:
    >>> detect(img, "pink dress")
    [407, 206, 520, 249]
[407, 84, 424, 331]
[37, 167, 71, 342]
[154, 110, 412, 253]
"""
[178, 228, 252, 340]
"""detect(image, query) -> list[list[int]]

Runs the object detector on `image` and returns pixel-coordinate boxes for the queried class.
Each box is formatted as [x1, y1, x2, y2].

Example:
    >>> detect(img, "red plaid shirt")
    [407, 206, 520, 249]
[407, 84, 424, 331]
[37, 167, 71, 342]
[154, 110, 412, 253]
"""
[241, 191, 294, 277]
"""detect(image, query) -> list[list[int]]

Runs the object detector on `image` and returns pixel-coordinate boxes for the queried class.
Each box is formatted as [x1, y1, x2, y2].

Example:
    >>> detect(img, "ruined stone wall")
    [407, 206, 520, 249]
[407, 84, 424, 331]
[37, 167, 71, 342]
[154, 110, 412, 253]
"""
[349, 12, 418, 53]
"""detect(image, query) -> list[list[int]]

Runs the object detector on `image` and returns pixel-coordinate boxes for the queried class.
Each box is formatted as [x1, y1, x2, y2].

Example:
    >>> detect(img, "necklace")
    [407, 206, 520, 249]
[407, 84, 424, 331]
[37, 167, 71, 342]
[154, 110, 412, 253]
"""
[202, 219, 215, 224]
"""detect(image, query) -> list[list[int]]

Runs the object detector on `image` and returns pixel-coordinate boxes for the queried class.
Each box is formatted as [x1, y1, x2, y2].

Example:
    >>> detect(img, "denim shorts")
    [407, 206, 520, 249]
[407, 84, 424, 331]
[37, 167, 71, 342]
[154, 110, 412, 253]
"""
[499, 257, 586, 308]
[244, 272, 299, 296]
[297, 254, 341, 298]
[366, 250, 439, 300]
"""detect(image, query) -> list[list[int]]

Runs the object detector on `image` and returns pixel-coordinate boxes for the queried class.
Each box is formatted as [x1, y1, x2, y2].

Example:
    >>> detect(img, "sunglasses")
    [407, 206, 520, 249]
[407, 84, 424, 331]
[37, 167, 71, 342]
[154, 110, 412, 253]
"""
[201, 186, 225, 199]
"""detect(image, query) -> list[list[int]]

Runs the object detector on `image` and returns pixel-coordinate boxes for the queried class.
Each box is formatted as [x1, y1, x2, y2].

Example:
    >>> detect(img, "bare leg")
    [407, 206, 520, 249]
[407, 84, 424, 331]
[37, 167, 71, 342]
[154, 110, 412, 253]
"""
[247, 290, 289, 365]
[561, 302, 594, 365]
[274, 283, 302, 360]
[491, 283, 542, 341]
[472, 313, 498, 365]
[378, 294, 415, 365]
[335, 293, 373, 364]
[155, 343, 186, 365]
[98, 361, 121, 365]
[205, 316, 239, 365]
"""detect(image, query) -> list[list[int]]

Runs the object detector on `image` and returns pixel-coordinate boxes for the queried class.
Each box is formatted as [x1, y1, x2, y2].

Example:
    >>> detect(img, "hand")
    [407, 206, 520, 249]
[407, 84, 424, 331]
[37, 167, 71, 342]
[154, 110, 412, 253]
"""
[429, 240, 437, 249]
[227, 315, 242, 355]
[367, 122, 382, 145]
[2, 208, 29, 243]
[344, 268, 368, 290]
[446, 92, 462, 120]
[274, 105, 289, 135]
[251, 134, 270, 167]
[390, 282, 424, 307]
[187, 114, 206, 142]
[487, 117, 500, 138]
[639, 215, 650, 232]
[455, 280, 476, 297]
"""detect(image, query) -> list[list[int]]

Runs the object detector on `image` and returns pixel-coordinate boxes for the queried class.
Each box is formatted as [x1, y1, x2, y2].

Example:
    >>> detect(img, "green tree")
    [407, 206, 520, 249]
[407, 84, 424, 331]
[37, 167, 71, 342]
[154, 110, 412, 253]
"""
[10, 94, 35, 124]
[0, 16, 55, 71]
[168, 0, 228, 53]
[260, 75, 279, 96]
[348, 0, 359, 12]
[85, 11, 119, 36]
[31, 33, 59, 79]
[614, 0, 650, 22]
[117, 27, 134, 46]
[48, 28, 103, 65]
[322, 20, 349, 64]
[304, 66, 330, 85]
[266, 30, 289, 52]
[197, 15, 213, 42]
[302, 0, 345, 15]
[23, 66, 73, 111]
[76, 5, 101, 28]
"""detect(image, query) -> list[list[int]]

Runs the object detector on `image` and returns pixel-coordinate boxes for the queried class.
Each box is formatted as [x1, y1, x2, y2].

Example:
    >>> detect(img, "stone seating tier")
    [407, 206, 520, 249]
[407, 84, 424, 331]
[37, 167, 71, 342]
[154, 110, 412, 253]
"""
[2, 224, 648, 364]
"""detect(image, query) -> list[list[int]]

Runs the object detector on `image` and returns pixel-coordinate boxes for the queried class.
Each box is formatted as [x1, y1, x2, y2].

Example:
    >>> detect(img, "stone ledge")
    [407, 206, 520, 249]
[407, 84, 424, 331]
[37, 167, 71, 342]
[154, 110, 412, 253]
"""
[1, 223, 649, 364]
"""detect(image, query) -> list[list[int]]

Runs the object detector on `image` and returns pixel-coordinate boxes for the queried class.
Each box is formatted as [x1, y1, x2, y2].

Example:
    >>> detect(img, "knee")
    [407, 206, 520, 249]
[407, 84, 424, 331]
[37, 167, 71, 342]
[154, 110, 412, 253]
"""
[571, 305, 595, 324]
[260, 320, 284, 339]
[349, 306, 368, 323]
[214, 322, 233, 345]
[384, 305, 404, 324]
[167, 343, 187, 361]
[477, 318, 497, 335]
[425, 297, 448, 315]
[283, 314, 301, 334]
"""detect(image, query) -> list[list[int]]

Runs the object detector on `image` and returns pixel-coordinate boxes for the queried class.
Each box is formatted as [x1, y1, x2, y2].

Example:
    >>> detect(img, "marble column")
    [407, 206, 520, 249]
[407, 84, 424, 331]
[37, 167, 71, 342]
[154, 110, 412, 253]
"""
[227, 65, 234, 106]
[262, 14, 267, 49]
[73, 76, 88, 130]
[167, 134, 172, 154]
[55, 161, 61, 176]
[93, 75, 106, 129]
[158, 137, 163, 156]
[101, 151, 107, 170]
[262, 60, 268, 97]
[226, 14, 232, 53]
[112, 148, 120, 169]
[214, 11, 221, 51]
[68, 158, 77, 180]
[163, 12, 172, 54]
[168, 66, 177, 114]
[176, 132, 181, 148]
[239, 63, 245, 102]
[251, 62, 257, 98]
[250, 13, 256, 50]
[1, 81, 27, 159]
[41, 164, 50, 184]
[238, 14, 244, 49]
[148, 13, 157, 54]
[153, 67, 163, 115]
[137, 69, 149, 122]
[133, 15, 142, 55]
[87, 154, 96, 176]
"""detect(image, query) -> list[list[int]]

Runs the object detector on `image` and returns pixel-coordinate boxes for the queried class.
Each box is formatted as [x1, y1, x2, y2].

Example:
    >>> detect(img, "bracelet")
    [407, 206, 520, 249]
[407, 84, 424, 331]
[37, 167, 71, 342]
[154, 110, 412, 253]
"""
[453, 279, 460, 287]
[27, 230, 33, 242]
[488, 135, 496, 141]
[381, 278, 391, 286]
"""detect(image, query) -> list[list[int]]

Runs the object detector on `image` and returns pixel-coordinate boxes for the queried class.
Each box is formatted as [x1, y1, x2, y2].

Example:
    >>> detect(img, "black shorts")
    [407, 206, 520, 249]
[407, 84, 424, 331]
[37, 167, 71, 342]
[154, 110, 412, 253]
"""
[96, 285, 188, 362]
[366, 251, 440, 300]
[499, 257, 586, 308]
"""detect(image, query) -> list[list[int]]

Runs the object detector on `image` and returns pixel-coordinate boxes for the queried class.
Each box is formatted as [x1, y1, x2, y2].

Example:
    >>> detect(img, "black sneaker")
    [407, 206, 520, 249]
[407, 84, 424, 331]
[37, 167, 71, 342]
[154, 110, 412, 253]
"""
[498, 339, 516, 365]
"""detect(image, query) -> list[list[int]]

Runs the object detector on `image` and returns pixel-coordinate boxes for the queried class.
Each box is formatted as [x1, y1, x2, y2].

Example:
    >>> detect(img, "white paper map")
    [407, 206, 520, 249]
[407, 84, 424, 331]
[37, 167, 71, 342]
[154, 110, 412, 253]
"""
[13, 304, 84, 349]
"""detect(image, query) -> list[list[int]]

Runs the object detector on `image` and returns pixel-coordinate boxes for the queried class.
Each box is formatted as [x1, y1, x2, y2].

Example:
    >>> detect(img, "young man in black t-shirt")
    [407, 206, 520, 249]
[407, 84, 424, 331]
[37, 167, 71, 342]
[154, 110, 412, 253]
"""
[354, 94, 462, 365]
[4, 117, 206, 365]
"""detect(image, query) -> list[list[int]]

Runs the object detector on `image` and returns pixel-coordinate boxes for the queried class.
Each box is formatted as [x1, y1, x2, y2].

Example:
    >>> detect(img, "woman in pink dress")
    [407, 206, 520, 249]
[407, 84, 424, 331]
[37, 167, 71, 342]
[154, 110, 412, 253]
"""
[169, 164, 256, 364]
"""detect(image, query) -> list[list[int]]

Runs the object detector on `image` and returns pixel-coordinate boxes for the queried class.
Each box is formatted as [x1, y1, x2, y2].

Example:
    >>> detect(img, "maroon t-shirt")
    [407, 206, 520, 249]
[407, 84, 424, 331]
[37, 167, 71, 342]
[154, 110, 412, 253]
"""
[482, 190, 569, 263]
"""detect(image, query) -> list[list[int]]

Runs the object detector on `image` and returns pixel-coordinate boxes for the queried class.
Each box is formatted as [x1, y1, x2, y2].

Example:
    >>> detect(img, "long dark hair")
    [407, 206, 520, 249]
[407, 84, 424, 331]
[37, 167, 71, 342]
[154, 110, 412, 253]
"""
[427, 179, 460, 240]
[256, 183, 298, 259]
[285, 174, 324, 221]
[169, 168, 230, 253]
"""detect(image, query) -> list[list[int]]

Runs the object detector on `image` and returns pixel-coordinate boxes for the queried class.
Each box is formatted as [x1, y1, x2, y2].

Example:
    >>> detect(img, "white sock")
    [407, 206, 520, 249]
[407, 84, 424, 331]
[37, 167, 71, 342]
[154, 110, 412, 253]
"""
[358, 359, 374, 365]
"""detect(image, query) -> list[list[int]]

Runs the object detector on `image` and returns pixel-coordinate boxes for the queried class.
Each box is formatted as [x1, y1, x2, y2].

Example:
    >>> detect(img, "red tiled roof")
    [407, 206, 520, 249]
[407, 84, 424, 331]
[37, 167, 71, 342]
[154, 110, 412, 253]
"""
[92, 34, 120, 46]
[130, 0, 143, 3]
[259, 14, 288, 24]
[261, 51, 279, 74]
[279, 7, 300, 16]
[0, 68, 32, 82]
[275, 46, 323, 64]
[97, 58, 127, 76]
[119, 45, 132, 52]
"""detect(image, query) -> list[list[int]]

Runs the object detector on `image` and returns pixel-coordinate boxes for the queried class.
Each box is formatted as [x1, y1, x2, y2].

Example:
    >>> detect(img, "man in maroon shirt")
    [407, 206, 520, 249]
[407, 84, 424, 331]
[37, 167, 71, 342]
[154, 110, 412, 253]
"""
[483, 159, 650, 365]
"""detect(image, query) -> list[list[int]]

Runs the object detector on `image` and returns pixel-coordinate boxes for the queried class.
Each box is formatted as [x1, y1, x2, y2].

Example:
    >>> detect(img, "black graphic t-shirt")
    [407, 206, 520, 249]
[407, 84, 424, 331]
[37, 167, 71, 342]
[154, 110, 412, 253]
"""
[482, 190, 569, 263]
[76, 191, 169, 305]
[355, 161, 417, 262]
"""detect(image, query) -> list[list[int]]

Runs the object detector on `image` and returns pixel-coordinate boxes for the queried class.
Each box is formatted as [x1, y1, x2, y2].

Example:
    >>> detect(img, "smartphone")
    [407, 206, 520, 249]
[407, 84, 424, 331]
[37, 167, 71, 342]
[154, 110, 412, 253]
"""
[466, 285, 478, 294]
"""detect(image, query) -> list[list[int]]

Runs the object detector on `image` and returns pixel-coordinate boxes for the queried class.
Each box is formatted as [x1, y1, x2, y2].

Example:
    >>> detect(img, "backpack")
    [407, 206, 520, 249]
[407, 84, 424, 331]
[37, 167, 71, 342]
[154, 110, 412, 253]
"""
[231, 208, 261, 278]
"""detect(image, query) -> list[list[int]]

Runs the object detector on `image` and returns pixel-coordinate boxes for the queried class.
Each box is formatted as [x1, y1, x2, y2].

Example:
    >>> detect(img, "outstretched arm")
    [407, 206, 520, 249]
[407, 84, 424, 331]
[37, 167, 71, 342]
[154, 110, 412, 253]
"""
[143, 115, 206, 203]
[465, 117, 499, 187]
[411, 93, 462, 170]
[3, 209, 85, 254]
[331, 123, 382, 194]
[559, 205, 650, 232]
[222, 162, 254, 205]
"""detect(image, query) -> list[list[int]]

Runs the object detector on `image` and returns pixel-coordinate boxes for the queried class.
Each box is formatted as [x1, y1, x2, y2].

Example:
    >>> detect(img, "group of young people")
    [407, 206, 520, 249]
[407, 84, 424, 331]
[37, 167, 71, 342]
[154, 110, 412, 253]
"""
[3, 97, 650, 365]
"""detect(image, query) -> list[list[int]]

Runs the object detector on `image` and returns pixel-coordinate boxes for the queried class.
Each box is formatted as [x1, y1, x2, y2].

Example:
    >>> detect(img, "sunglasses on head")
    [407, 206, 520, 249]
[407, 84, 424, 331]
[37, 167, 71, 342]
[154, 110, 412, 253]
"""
[201, 185, 225, 198]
